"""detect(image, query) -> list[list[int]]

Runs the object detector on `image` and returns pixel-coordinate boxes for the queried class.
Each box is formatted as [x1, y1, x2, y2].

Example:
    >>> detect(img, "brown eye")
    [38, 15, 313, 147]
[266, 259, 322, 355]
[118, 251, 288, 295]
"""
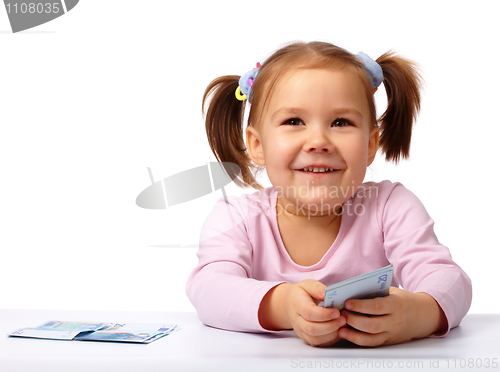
[332, 118, 353, 127]
[283, 118, 304, 126]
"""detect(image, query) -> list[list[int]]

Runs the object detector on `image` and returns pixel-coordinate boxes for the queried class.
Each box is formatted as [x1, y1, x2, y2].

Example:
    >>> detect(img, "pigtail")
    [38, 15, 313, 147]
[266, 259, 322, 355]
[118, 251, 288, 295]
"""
[203, 76, 261, 189]
[377, 51, 423, 162]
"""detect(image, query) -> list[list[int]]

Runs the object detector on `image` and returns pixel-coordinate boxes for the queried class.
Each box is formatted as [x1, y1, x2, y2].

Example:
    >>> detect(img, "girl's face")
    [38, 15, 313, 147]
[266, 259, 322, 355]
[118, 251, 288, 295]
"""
[246, 68, 379, 216]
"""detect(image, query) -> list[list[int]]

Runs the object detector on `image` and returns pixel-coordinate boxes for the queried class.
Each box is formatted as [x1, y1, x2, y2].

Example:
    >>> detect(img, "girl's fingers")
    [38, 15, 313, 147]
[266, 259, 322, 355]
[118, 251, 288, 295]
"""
[298, 279, 327, 301]
[296, 325, 343, 348]
[341, 310, 390, 334]
[295, 315, 345, 338]
[300, 304, 340, 322]
[338, 326, 388, 347]
[344, 295, 392, 316]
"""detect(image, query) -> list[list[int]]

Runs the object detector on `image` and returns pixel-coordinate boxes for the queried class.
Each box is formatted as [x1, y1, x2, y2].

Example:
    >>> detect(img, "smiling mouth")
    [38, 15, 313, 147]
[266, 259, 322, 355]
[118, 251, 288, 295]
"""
[298, 167, 338, 173]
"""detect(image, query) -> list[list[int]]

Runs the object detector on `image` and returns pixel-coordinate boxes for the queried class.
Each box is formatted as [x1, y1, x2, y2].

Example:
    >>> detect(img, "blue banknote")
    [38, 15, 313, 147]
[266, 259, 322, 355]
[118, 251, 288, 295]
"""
[323, 265, 393, 310]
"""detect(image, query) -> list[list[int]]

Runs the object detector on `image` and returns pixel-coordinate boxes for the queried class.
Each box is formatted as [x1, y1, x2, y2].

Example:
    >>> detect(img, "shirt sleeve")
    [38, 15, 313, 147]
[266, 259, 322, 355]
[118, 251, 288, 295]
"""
[185, 196, 285, 333]
[378, 183, 472, 336]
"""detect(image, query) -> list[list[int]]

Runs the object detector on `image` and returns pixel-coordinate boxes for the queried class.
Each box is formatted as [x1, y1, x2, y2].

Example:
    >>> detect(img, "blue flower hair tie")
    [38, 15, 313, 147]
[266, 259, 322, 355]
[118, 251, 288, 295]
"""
[356, 52, 384, 89]
[235, 62, 261, 102]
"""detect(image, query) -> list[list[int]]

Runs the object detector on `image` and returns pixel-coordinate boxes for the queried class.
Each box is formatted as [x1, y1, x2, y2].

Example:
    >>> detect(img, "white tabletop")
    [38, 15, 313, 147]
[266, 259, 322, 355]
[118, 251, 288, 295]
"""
[0, 309, 498, 372]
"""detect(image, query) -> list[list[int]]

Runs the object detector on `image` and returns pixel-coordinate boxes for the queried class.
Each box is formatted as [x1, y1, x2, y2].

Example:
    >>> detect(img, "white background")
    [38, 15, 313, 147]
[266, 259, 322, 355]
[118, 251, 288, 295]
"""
[0, 0, 498, 314]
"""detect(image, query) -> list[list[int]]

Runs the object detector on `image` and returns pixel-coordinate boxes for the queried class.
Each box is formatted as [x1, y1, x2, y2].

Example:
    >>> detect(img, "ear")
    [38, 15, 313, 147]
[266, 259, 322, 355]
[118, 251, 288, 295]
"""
[246, 125, 266, 166]
[367, 126, 379, 166]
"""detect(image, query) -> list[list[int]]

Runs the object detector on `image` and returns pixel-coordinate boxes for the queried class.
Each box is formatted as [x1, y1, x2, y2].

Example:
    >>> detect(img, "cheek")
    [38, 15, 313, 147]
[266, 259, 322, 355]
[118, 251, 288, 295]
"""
[261, 136, 297, 186]
[343, 134, 371, 170]
[263, 133, 295, 164]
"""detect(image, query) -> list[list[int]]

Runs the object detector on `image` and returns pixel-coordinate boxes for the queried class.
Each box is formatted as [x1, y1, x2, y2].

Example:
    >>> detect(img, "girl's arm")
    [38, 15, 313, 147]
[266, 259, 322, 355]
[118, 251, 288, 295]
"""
[186, 197, 285, 333]
[339, 182, 471, 346]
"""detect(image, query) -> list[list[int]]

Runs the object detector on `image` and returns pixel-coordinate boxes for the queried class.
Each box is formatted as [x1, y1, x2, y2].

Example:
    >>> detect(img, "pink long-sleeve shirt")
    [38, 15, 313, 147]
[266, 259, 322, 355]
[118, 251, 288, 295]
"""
[186, 181, 472, 334]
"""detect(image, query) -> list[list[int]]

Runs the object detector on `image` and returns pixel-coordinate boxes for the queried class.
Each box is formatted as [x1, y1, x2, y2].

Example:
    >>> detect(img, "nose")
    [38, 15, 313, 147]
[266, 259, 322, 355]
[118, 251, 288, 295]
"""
[304, 127, 334, 153]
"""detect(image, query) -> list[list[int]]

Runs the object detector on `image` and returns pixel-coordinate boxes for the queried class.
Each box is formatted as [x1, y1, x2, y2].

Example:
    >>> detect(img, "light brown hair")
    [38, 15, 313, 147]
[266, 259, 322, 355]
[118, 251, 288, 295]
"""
[203, 41, 422, 189]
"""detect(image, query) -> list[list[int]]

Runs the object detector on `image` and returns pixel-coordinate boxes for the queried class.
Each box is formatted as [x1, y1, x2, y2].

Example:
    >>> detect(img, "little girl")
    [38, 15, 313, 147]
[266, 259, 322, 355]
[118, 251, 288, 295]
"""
[186, 41, 472, 347]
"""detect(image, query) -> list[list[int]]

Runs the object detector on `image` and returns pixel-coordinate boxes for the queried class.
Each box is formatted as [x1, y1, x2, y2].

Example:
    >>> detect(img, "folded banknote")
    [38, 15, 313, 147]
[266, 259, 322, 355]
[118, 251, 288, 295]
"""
[323, 265, 394, 310]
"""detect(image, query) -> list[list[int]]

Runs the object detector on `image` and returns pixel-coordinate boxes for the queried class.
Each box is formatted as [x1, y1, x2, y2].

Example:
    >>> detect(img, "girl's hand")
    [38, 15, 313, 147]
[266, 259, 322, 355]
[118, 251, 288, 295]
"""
[286, 280, 347, 347]
[338, 287, 448, 347]
[260, 280, 346, 347]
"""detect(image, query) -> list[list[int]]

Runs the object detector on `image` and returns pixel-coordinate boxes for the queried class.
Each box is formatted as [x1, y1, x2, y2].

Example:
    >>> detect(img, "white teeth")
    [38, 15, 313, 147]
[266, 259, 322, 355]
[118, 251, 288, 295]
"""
[302, 167, 335, 172]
